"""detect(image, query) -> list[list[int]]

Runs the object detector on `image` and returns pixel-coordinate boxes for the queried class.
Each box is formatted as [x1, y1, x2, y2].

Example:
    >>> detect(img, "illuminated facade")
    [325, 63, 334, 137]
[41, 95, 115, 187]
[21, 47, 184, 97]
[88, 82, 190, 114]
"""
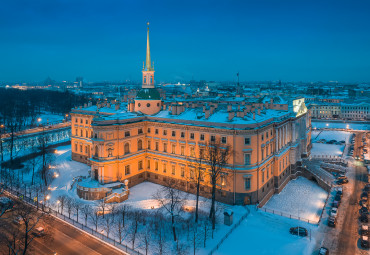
[70, 25, 311, 205]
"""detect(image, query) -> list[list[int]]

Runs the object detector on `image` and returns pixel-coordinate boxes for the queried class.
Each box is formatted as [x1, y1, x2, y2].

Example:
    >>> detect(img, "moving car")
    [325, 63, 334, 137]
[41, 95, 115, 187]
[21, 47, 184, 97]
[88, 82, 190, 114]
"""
[360, 206, 368, 214]
[34, 227, 45, 237]
[337, 178, 349, 185]
[289, 227, 308, 236]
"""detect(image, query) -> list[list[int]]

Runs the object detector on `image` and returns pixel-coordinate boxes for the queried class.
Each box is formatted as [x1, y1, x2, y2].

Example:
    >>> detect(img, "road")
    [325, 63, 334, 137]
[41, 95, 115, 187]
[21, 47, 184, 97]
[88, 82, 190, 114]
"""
[1, 121, 71, 139]
[319, 131, 368, 255]
[0, 195, 125, 255]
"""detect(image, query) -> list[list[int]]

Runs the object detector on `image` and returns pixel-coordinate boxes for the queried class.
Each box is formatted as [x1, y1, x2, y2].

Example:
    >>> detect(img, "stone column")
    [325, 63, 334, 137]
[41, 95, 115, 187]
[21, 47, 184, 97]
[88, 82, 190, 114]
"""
[275, 129, 278, 152]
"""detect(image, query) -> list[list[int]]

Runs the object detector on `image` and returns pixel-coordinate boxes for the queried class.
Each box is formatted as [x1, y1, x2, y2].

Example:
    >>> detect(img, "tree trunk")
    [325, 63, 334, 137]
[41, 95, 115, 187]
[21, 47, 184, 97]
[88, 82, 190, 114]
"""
[172, 215, 177, 241]
[195, 177, 200, 223]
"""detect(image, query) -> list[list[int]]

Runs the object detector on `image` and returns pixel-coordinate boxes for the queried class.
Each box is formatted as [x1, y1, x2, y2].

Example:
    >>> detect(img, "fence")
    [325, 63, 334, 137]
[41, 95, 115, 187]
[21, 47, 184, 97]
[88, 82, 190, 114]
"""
[259, 207, 319, 225]
[208, 207, 250, 255]
[2, 185, 142, 255]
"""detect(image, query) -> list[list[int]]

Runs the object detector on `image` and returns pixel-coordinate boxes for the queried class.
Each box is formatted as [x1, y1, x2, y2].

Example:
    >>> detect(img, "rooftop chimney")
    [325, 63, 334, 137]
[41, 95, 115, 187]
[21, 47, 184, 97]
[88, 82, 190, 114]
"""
[227, 104, 232, 112]
[115, 103, 120, 111]
[228, 111, 234, 121]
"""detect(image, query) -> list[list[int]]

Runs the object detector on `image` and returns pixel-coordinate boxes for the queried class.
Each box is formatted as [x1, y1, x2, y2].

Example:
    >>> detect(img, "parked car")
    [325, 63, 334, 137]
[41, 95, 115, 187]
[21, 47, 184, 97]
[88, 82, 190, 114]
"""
[0, 197, 14, 212]
[332, 200, 340, 208]
[360, 236, 369, 249]
[361, 191, 368, 198]
[361, 225, 369, 235]
[365, 184, 370, 192]
[13, 216, 24, 225]
[360, 206, 368, 214]
[289, 227, 308, 236]
[330, 208, 338, 217]
[359, 214, 369, 223]
[334, 194, 342, 202]
[337, 187, 343, 196]
[337, 179, 349, 185]
[359, 199, 368, 207]
[319, 247, 329, 255]
[328, 216, 336, 227]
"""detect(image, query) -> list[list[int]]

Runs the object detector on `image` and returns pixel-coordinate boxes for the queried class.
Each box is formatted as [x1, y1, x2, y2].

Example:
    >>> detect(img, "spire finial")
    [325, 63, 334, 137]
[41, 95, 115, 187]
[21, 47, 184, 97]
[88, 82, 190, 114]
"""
[145, 22, 152, 71]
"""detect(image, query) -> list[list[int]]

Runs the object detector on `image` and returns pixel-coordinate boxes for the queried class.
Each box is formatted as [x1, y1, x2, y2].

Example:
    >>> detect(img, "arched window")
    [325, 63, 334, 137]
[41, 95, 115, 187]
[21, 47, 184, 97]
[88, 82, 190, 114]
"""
[137, 139, 143, 150]
[124, 143, 130, 155]
[108, 148, 113, 157]
[95, 145, 99, 157]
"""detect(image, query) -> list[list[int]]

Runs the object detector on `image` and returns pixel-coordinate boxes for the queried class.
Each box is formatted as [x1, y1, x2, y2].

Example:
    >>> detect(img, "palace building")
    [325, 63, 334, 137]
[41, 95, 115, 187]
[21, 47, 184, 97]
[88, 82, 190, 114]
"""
[70, 24, 311, 205]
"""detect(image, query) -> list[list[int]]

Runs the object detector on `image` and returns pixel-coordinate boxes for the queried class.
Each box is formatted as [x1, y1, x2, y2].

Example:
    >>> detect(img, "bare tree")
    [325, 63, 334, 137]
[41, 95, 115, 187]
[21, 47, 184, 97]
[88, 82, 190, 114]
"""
[103, 203, 116, 238]
[81, 204, 91, 226]
[189, 223, 202, 255]
[72, 199, 81, 223]
[128, 210, 141, 249]
[139, 226, 152, 255]
[65, 197, 73, 219]
[89, 207, 100, 232]
[190, 146, 206, 223]
[98, 200, 107, 219]
[204, 139, 232, 230]
[153, 179, 186, 242]
[57, 195, 67, 215]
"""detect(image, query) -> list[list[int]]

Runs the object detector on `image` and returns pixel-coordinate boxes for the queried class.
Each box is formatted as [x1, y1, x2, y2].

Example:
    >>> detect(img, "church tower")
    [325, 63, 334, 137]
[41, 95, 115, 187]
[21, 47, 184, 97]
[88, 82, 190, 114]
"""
[142, 22, 155, 88]
[134, 22, 162, 115]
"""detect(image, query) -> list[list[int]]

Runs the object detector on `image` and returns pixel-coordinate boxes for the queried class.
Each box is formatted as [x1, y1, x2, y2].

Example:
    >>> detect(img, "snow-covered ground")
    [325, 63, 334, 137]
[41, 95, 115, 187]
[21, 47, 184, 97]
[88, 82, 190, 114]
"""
[310, 143, 345, 157]
[263, 177, 328, 223]
[311, 130, 352, 143]
[311, 121, 370, 131]
[215, 209, 317, 255]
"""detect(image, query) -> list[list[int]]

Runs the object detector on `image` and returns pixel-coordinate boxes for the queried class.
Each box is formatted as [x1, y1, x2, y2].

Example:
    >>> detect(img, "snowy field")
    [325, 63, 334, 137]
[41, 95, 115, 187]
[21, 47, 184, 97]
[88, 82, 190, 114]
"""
[312, 121, 370, 131]
[215, 209, 317, 255]
[12, 145, 321, 254]
[263, 177, 328, 223]
[310, 143, 345, 157]
[311, 130, 352, 143]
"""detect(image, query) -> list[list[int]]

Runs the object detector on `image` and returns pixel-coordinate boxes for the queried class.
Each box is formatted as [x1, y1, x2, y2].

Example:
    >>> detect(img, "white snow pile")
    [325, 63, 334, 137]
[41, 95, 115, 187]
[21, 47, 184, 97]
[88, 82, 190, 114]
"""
[311, 130, 351, 143]
[263, 177, 327, 223]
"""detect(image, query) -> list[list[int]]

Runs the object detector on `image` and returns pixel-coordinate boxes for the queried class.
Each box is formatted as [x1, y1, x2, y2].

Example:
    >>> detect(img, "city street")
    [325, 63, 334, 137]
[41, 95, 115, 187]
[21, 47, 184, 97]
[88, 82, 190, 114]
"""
[0, 195, 125, 255]
[319, 131, 368, 255]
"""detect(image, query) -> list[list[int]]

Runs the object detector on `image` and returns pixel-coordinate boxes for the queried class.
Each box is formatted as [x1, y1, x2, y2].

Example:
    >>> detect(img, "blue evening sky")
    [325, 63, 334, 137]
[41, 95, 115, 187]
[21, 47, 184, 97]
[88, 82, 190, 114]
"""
[0, 0, 369, 83]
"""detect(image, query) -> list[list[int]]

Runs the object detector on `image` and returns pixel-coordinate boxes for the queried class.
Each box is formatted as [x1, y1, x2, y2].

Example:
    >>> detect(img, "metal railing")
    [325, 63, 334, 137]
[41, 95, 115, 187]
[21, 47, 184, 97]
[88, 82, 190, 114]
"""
[259, 207, 319, 225]
[2, 185, 142, 255]
[208, 207, 250, 255]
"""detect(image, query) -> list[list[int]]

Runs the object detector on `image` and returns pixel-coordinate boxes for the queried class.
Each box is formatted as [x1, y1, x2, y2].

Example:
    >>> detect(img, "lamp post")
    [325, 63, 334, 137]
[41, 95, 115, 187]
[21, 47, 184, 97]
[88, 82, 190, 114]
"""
[0, 124, 5, 162]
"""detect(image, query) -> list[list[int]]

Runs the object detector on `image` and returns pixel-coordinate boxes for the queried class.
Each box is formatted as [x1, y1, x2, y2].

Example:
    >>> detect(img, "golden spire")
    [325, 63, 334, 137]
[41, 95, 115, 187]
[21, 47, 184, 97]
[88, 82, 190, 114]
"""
[145, 22, 152, 71]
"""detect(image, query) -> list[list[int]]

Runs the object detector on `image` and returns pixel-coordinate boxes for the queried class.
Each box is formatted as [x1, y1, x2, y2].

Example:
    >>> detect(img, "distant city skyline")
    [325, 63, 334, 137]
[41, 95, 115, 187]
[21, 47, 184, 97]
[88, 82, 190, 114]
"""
[1, 0, 370, 83]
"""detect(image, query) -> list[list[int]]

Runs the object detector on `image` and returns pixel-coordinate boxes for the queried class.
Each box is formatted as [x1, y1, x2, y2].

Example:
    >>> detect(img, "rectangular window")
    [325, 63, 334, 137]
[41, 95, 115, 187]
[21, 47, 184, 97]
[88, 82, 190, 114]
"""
[181, 132, 185, 138]
[80, 145, 82, 153]
[244, 137, 250, 145]
[244, 153, 251, 165]
[163, 143, 167, 152]
[75, 118, 78, 123]
[244, 178, 251, 190]
[148, 141, 151, 150]
[266, 131, 268, 139]
[181, 146, 185, 156]
[163, 163, 167, 173]
[80, 119, 83, 123]
[261, 170, 265, 183]
[261, 134, 264, 141]
[125, 165, 130, 175]
[125, 131, 130, 137]
[147, 160, 150, 169]
[171, 144, 176, 154]
[200, 134, 205, 140]
[267, 166, 269, 179]
[138, 160, 143, 170]
[172, 131, 176, 137]
[155, 161, 159, 171]
[172, 165, 176, 175]
[155, 129, 158, 134]
[75, 143, 77, 152]
[190, 168, 194, 179]
[85, 146, 88, 153]
[75, 129, 78, 136]
[138, 128, 143, 134]
[190, 146, 195, 157]
[190, 133, 194, 139]
[155, 142, 159, 151]
[163, 130, 167, 136]
[86, 120, 88, 124]
[211, 135, 215, 142]
[85, 130, 88, 137]
[181, 167, 185, 177]
[148, 128, 151, 133]
[261, 148, 264, 160]
[221, 136, 227, 144]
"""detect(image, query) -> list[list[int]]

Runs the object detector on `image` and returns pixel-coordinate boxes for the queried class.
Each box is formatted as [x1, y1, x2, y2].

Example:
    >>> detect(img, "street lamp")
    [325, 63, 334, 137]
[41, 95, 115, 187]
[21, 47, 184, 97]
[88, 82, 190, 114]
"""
[0, 124, 5, 162]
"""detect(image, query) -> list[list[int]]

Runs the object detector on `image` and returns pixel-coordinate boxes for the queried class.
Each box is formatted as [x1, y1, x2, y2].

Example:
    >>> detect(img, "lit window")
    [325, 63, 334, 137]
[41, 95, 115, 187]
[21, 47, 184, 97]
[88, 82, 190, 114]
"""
[125, 165, 130, 175]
